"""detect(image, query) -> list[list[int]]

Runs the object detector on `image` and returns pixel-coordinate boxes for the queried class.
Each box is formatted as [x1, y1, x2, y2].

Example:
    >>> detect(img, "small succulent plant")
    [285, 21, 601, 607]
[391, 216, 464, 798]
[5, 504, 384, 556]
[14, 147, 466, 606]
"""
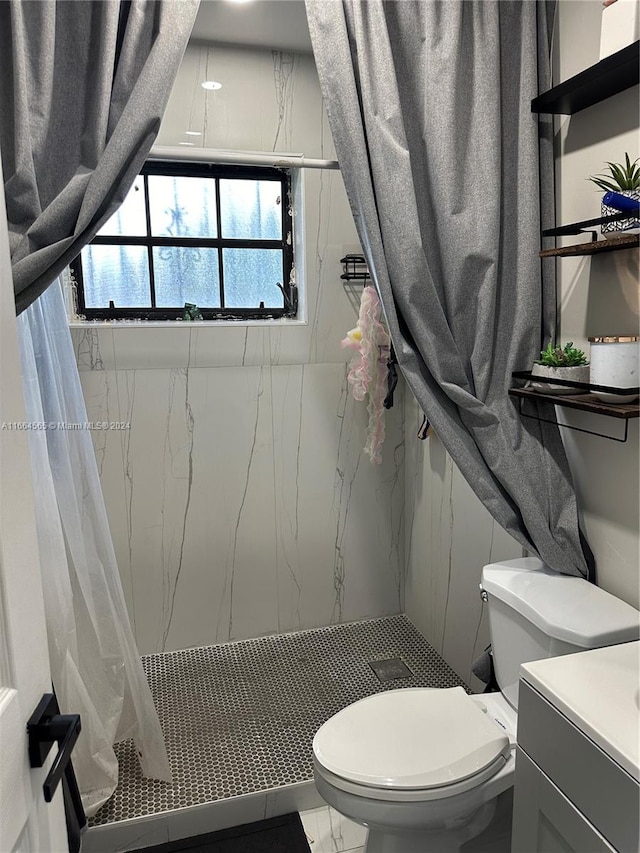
[537, 342, 588, 367]
[588, 154, 640, 192]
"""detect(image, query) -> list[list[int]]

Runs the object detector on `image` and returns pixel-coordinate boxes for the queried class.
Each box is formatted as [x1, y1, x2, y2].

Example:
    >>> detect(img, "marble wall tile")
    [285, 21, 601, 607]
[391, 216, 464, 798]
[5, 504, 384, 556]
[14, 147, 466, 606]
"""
[264, 783, 324, 819]
[271, 363, 404, 633]
[166, 793, 268, 842]
[78, 368, 136, 623]
[403, 395, 522, 688]
[112, 367, 191, 654]
[71, 326, 116, 372]
[111, 327, 192, 371]
[186, 366, 279, 647]
[82, 818, 169, 853]
[300, 805, 367, 853]
[190, 325, 271, 368]
[158, 44, 269, 151]
[158, 45, 330, 158]
[109, 365, 279, 654]
[80, 359, 405, 654]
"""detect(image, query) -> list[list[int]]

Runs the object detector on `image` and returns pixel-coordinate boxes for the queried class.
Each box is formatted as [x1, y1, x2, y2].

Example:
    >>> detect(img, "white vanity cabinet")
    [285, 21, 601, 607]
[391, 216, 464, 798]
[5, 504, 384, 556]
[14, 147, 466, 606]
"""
[511, 642, 640, 853]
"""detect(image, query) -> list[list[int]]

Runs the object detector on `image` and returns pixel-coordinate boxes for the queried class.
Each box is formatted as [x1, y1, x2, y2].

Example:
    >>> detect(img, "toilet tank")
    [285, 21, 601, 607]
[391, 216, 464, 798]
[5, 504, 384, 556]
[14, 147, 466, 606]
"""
[481, 558, 640, 710]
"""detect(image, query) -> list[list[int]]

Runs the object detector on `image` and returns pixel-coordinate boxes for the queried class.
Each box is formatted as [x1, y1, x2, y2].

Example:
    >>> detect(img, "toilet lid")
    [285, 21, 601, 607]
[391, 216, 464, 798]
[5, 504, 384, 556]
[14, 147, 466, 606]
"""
[313, 687, 510, 790]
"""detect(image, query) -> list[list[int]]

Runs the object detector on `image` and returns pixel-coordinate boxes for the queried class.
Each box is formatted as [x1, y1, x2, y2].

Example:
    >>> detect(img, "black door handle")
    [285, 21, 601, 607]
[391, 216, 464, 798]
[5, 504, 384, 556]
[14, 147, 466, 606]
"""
[27, 693, 87, 852]
[27, 693, 81, 801]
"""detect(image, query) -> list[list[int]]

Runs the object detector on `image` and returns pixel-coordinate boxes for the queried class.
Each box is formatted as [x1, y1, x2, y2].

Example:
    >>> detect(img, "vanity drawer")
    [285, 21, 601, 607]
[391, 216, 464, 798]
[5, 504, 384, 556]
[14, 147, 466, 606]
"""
[512, 750, 617, 852]
[517, 681, 639, 853]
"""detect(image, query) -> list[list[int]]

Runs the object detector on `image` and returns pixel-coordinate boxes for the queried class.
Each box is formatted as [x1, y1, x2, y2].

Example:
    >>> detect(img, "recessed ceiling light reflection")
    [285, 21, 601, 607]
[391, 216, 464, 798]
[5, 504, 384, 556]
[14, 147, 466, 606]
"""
[185, 131, 202, 136]
[179, 142, 195, 146]
[201, 80, 222, 90]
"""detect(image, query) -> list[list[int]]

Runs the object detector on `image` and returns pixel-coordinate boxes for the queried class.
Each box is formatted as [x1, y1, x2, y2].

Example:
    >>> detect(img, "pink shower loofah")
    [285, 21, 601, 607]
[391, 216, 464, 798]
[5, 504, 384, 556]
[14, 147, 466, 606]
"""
[341, 286, 390, 464]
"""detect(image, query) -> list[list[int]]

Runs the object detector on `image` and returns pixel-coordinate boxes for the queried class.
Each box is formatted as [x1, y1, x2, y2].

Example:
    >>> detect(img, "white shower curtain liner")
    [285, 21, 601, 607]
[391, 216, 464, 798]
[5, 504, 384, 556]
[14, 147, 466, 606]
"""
[17, 278, 171, 817]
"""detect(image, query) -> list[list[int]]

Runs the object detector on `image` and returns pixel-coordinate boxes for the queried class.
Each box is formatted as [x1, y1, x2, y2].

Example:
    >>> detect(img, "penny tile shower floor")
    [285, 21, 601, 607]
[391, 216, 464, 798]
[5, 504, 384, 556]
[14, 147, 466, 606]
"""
[91, 614, 467, 826]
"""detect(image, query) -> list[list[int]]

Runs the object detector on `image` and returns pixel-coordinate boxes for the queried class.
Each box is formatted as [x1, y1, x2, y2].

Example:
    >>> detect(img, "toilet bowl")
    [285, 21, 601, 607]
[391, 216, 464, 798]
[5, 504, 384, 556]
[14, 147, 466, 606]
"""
[313, 687, 516, 853]
[312, 558, 640, 853]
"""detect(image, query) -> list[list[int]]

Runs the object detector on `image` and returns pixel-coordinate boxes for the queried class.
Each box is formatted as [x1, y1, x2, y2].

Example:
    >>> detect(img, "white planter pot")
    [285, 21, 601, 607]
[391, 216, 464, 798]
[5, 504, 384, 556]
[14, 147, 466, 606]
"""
[589, 337, 640, 404]
[529, 363, 590, 395]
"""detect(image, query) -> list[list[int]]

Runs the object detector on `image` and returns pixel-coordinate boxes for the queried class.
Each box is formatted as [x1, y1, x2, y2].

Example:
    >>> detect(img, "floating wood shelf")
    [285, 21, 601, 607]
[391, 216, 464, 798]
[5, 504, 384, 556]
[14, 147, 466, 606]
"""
[509, 372, 639, 441]
[539, 233, 640, 257]
[510, 370, 639, 442]
[509, 387, 639, 419]
[531, 41, 639, 115]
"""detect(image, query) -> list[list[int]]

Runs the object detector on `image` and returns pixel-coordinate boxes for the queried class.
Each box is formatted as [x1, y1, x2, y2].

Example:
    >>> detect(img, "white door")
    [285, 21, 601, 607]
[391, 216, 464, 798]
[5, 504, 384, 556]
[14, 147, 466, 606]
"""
[0, 168, 69, 851]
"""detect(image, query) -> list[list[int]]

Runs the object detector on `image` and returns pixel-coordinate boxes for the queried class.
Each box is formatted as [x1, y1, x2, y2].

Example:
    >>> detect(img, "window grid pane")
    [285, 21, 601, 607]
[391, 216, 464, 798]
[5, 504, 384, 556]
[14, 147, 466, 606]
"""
[81, 245, 151, 308]
[96, 177, 147, 237]
[222, 248, 284, 309]
[148, 175, 219, 238]
[75, 163, 293, 320]
[220, 179, 282, 240]
[152, 247, 221, 308]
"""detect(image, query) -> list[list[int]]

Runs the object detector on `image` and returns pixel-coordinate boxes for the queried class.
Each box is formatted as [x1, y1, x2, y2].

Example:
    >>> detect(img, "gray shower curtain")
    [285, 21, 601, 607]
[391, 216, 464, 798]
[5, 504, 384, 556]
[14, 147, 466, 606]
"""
[306, 0, 593, 579]
[0, 0, 198, 314]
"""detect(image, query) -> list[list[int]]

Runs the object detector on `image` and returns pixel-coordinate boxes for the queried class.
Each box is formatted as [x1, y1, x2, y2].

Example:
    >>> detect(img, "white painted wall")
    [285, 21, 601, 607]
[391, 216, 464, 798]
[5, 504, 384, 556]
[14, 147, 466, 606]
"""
[72, 43, 405, 655]
[553, 0, 639, 608]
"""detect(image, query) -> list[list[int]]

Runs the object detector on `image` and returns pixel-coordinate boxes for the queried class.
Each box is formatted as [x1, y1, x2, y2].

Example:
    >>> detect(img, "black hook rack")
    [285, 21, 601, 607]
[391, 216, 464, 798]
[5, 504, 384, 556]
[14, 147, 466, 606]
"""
[340, 254, 371, 283]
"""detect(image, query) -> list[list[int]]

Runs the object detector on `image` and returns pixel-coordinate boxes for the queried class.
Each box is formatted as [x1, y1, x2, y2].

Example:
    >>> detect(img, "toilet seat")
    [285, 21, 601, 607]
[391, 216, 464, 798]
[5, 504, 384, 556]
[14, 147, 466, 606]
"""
[314, 752, 512, 803]
[313, 687, 511, 801]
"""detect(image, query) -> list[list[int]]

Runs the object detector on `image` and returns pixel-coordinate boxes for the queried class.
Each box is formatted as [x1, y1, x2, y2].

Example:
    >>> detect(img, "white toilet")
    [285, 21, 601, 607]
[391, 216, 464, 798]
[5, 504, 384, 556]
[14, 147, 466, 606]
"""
[312, 558, 640, 853]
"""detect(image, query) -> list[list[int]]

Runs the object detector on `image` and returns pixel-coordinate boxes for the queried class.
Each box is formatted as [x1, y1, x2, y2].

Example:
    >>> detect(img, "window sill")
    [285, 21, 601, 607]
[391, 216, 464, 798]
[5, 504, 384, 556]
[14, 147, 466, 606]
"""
[68, 318, 308, 329]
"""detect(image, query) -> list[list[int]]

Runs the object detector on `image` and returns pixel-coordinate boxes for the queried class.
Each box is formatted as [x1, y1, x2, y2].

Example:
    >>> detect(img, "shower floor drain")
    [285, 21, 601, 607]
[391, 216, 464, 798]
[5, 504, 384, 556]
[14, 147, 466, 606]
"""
[369, 658, 414, 682]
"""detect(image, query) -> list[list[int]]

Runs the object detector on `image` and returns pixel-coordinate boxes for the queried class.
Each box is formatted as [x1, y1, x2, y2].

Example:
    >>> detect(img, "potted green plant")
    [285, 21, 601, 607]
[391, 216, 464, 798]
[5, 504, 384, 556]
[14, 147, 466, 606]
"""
[530, 342, 589, 395]
[588, 154, 640, 236]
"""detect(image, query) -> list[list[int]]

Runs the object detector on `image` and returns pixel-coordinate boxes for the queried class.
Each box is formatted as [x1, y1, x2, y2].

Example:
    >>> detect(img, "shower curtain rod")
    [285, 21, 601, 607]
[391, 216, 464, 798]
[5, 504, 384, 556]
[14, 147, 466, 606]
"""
[149, 145, 340, 171]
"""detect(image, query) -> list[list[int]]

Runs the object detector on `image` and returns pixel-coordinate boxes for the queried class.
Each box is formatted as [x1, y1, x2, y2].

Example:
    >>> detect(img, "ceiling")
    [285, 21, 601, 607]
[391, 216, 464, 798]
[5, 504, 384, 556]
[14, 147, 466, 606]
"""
[190, 0, 313, 53]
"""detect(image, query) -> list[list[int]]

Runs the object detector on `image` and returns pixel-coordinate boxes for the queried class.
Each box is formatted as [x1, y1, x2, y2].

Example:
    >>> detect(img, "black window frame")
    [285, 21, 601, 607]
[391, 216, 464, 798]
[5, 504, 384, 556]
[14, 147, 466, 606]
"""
[71, 161, 296, 321]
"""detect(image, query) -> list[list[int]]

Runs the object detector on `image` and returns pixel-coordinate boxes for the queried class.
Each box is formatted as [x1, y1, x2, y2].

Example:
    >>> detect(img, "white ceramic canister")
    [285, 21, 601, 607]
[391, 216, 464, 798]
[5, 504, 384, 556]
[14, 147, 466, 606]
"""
[599, 0, 639, 60]
[588, 336, 640, 404]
